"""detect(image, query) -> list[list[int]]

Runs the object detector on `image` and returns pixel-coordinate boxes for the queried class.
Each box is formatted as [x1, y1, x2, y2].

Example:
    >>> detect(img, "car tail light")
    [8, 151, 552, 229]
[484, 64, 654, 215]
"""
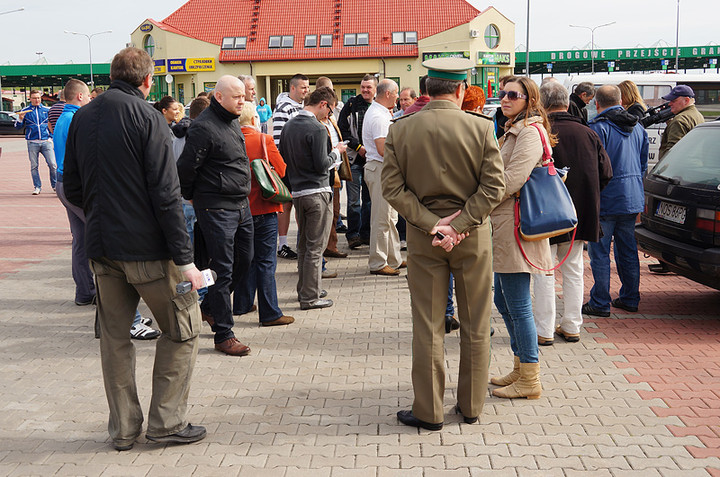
[695, 208, 720, 233]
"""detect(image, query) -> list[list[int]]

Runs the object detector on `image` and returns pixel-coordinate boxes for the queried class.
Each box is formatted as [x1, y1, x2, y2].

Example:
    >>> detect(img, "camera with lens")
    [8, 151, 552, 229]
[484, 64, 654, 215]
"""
[639, 102, 675, 128]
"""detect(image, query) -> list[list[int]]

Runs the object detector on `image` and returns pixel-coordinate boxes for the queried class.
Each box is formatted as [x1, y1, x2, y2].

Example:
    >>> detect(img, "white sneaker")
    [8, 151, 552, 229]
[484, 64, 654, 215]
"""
[139, 315, 153, 326]
[32, 187, 41, 195]
[130, 322, 161, 340]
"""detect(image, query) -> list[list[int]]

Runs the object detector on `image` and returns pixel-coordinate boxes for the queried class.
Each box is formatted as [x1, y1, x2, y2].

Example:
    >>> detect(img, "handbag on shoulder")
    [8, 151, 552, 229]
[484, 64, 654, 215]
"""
[250, 135, 292, 203]
[513, 123, 577, 271]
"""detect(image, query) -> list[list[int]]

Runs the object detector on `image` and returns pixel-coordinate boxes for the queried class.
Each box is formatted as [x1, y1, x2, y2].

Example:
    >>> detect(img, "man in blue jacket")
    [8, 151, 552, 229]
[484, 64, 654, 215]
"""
[15, 90, 57, 195]
[585, 85, 649, 317]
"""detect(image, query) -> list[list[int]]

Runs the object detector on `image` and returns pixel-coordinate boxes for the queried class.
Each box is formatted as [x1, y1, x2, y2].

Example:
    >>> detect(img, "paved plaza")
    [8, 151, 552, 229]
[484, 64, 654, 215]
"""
[1, 136, 719, 476]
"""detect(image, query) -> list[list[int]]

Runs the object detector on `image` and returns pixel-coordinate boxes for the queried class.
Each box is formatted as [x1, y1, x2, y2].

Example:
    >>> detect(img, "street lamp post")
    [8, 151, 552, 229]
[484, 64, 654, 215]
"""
[675, 0, 680, 72]
[64, 30, 112, 88]
[0, 8, 25, 110]
[569, 22, 616, 74]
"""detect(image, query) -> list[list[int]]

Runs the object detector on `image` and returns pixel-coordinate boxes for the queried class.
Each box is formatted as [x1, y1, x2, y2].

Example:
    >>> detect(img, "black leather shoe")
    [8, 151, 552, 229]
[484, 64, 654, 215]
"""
[146, 424, 207, 444]
[396, 410, 443, 431]
[648, 262, 671, 274]
[582, 303, 610, 317]
[445, 316, 460, 334]
[611, 298, 638, 313]
[454, 404, 478, 424]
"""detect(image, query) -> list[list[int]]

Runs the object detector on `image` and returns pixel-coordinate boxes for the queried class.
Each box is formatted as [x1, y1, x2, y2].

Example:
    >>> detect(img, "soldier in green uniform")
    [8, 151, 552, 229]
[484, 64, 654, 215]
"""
[382, 57, 506, 430]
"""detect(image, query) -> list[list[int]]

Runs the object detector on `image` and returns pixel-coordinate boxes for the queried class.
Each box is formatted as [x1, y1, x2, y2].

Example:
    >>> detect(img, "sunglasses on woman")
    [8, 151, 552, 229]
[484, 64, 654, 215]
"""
[499, 90, 528, 101]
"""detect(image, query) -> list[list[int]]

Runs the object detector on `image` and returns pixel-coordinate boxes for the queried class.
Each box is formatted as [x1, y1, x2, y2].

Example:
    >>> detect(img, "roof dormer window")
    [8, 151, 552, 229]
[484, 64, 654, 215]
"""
[392, 31, 417, 44]
[269, 36, 282, 48]
[222, 37, 234, 49]
[344, 33, 369, 47]
[222, 36, 247, 49]
[270, 35, 294, 48]
[320, 34, 332, 47]
[305, 35, 317, 48]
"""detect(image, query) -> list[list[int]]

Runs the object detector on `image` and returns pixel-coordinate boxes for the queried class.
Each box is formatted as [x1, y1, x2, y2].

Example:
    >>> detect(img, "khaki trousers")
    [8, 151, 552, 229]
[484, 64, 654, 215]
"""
[293, 192, 333, 304]
[407, 223, 493, 424]
[90, 258, 200, 446]
[364, 161, 403, 271]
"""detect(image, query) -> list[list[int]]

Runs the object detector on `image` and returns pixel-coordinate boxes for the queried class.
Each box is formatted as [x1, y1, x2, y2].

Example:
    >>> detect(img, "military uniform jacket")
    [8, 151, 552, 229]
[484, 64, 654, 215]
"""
[658, 104, 705, 159]
[381, 100, 505, 235]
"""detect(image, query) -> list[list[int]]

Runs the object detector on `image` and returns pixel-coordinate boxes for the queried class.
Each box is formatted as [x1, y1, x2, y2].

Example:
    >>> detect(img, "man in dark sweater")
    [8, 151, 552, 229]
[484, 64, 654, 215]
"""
[280, 87, 347, 310]
[177, 75, 253, 357]
[568, 81, 595, 125]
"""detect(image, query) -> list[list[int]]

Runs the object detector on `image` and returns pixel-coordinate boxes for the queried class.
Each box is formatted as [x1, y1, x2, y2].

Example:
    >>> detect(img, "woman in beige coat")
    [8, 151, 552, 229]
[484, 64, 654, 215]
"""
[490, 76, 554, 399]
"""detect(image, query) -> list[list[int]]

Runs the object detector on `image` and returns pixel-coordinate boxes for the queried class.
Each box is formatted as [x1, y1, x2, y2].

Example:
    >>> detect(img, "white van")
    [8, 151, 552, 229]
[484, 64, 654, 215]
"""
[564, 73, 720, 164]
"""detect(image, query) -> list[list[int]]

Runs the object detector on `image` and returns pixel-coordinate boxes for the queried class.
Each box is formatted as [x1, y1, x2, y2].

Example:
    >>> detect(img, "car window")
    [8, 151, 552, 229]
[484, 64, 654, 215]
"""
[0, 113, 10, 120]
[650, 127, 720, 188]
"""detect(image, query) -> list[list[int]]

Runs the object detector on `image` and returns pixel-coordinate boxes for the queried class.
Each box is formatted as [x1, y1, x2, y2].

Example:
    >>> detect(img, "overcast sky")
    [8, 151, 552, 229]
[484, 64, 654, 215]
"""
[0, 0, 716, 65]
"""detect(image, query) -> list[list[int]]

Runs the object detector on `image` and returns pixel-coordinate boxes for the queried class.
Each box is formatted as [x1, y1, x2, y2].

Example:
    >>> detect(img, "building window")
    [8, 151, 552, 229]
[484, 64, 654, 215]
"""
[221, 37, 234, 49]
[320, 34, 332, 47]
[484, 24, 500, 49]
[234, 37, 247, 49]
[281, 35, 293, 48]
[305, 35, 317, 48]
[345, 33, 369, 46]
[392, 31, 417, 44]
[143, 34, 155, 57]
[269, 36, 282, 48]
[270, 35, 293, 48]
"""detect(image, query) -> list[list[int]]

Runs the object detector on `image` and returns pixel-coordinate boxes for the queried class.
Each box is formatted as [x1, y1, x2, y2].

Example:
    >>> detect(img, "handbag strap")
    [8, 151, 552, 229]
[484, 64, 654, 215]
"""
[530, 123, 556, 173]
[261, 132, 269, 161]
[513, 197, 576, 272]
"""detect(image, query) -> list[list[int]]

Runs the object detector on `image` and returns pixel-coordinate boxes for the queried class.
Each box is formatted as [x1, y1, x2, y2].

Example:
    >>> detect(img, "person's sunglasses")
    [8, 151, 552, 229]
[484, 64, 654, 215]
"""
[499, 90, 528, 101]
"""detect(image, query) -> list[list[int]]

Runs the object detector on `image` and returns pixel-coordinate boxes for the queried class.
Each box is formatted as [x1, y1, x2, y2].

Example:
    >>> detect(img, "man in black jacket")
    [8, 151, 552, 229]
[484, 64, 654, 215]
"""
[63, 47, 206, 451]
[177, 75, 253, 357]
[337, 74, 376, 249]
[568, 81, 595, 125]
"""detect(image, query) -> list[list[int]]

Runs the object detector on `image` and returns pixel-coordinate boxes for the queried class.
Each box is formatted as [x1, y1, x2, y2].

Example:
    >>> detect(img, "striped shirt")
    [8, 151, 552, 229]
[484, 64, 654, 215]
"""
[272, 96, 302, 146]
[47, 101, 66, 133]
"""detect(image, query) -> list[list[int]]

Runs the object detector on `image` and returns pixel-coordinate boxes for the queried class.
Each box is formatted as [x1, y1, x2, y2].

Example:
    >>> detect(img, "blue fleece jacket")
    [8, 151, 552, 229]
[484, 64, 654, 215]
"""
[588, 105, 648, 216]
[53, 103, 81, 176]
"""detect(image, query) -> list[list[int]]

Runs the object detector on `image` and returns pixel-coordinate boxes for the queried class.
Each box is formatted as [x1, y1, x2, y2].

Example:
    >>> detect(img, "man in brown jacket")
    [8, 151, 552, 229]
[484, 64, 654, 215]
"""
[382, 58, 505, 430]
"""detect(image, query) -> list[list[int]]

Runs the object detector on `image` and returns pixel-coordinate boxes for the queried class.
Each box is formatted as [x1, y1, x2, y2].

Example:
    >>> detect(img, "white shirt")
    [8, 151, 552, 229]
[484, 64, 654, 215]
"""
[362, 100, 393, 163]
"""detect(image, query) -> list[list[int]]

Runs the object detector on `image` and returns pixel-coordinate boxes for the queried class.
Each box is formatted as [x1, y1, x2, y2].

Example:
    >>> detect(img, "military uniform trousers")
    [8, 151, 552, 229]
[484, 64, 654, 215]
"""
[90, 257, 200, 447]
[407, 222, 493, 424]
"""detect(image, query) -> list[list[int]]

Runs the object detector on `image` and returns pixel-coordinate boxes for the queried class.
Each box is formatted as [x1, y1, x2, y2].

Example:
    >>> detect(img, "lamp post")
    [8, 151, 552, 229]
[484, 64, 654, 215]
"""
[0, 8, 25, 110]
[675, 0, 680, 72]
[64, 30, 112, 88]
[569, 22, 616, 74]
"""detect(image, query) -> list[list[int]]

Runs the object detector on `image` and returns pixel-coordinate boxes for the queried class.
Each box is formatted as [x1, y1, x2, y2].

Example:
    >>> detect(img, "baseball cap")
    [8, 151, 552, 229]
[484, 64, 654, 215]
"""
[662, 85, 695, 101]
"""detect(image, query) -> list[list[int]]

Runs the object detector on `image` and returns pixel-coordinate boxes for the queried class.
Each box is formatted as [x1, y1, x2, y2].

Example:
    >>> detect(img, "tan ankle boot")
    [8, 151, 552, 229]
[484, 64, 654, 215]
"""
[490, 356, 520, 386]
[492, 362, 542, 399]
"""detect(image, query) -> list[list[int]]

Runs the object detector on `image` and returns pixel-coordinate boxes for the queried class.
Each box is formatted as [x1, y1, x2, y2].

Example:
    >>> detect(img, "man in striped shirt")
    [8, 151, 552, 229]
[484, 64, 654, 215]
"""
[47, 89, 66, 134]
[272, 73, 309, 260]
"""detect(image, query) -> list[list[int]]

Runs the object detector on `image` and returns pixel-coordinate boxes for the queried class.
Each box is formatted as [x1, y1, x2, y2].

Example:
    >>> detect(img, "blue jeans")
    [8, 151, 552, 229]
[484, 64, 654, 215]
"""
[345, 162, 371, 240]
[494, 273, 538, 363]
[588, 214, 641, 311]
[27, 140, 57, 189]
[182, 202, 207, 301]
[233, 213, 283, 322]
[445, 273, 455, 317]
[196, 204, 254, 343]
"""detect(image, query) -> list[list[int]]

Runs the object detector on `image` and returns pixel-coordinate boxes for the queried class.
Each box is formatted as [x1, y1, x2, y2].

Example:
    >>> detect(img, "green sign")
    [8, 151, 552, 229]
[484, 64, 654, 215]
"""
[477, 52, 511, 66]
[517, 45, 720, 63]
[422, 51, 470, 61]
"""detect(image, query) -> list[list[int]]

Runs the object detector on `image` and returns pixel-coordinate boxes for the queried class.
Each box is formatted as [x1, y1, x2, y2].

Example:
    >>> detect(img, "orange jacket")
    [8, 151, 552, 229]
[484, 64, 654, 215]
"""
[242, 126, 287, 215]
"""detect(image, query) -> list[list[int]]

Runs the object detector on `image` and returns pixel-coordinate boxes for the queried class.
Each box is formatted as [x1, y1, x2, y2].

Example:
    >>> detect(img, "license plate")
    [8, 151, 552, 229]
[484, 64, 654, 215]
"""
[656, 201, 687, 224]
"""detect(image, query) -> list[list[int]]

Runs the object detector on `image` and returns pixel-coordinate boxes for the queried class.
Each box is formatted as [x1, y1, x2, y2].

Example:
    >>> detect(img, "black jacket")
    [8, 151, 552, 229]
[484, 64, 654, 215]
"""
[337, 94, 371, 166]
[548, 112, 613, 243]
[177, 97, 251, 210]
[568, 93, 588, 125]
[63, 80, 193, 266]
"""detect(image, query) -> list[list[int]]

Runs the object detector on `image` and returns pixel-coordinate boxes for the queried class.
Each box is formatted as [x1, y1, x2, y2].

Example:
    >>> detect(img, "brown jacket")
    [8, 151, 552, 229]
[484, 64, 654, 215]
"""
[382, 100, 505, 235]
[491, 115, 552, 274]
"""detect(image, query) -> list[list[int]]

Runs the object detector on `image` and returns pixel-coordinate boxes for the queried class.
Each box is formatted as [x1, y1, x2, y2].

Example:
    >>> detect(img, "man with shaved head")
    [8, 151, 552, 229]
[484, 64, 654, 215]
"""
[178, 75, 254, 357]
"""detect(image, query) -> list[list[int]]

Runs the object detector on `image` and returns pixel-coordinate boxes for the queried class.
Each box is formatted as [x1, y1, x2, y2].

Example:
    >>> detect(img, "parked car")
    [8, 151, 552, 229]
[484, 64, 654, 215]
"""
[0, 111, 24, 136]
[635, 120, 720, 290]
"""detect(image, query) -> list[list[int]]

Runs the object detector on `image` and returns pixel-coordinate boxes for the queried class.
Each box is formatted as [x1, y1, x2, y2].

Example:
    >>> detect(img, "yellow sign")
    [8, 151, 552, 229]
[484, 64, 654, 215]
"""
[168, 58, 216, 73]
[154, 60, 166, 75]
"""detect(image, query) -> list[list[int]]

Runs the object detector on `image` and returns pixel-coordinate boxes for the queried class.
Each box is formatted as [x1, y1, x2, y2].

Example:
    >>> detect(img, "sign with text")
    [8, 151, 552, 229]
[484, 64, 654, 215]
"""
[153, 59, 166, 75]
[478, 52, 511, 66]
[518, 45, 720, 63]
[422, 51, 471, 61]
[168, 58, 216, 73]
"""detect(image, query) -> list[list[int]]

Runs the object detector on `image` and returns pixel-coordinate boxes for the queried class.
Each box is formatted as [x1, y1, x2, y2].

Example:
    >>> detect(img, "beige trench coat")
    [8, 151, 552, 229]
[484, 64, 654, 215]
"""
[491, 115, 552, 274]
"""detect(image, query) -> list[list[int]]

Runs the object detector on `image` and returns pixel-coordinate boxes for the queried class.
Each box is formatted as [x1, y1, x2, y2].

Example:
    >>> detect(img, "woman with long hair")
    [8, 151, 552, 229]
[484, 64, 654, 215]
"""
[153, 95, 182, 125]
[490, 76, 553, 399]
[618, 80, 647, 119]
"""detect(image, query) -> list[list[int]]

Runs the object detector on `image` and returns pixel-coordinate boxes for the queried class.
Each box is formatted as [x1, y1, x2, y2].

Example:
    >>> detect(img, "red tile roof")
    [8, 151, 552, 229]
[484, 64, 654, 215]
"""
[158, 0, 481, 62]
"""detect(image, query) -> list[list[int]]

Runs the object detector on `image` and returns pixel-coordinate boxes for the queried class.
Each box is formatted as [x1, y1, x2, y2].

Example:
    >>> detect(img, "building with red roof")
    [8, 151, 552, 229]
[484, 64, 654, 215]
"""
[130, 0, 514, 105]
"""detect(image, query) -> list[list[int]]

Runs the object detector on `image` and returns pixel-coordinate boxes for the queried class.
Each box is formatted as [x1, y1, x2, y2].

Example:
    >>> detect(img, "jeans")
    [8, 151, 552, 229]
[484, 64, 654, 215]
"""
[345, 162, 371, 240]
[446, 274, 455, 317]
[56, 180, 95, 303]
[396, 215, 407, 242]
[27, 140, 57, 189]
[233, 213, 283, 322]
[181, 202, 207, 301]
[494, 273, 538, 363]
[588, 214, 641, 311]
[195, 204, 254, 343]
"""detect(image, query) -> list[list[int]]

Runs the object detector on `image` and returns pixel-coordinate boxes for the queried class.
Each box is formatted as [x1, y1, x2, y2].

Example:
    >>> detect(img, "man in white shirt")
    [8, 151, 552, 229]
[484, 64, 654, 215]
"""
[362, 79, 403, 276]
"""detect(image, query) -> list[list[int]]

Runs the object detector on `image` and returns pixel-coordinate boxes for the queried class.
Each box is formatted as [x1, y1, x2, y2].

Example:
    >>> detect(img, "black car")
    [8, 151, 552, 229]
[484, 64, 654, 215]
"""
[0, 111, 24, 136]
[635, 120, 720, 290]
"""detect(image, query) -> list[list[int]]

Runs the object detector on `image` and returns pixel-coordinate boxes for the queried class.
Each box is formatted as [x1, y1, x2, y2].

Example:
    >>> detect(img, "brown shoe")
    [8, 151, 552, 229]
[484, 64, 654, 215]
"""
[324, 249, 348, 258]
[555, 326, 580, 343]
[201, 312, 215, 327]
[398, 260, 407, 269]
[347, 237, 363, 249]
[214, 337, 251, 356]
[261, 315, 295, 327]
[370, 265, 400, 276]
[322, 270, 338, 279]
[538, 335, 554, 346]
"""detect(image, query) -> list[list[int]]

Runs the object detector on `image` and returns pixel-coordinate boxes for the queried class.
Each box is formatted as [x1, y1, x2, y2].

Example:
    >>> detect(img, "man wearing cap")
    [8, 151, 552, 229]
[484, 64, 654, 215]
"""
[647, 85, 705, 274]
[382, 57, 505, 430]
